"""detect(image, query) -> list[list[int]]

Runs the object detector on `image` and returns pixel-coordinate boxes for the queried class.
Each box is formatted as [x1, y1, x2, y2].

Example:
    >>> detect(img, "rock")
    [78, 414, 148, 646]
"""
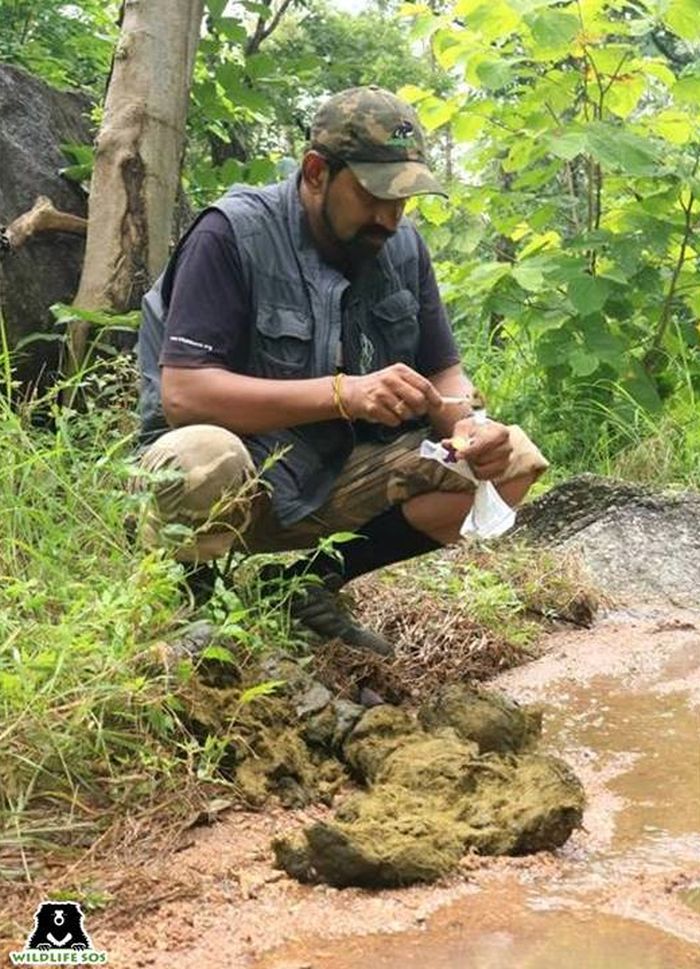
[342, 706, 417, 781]
[301, 698, 365, 752]
[516, 474, 700, 606]
[274, 691, 583, 888]
[157, 620, 241, 688]
[273, 740, 584, 888]
[458, 752, 585, 855]
[0, 64, 92, 386]
[419, 685, 542, 754]
[295, 681, 332, 719]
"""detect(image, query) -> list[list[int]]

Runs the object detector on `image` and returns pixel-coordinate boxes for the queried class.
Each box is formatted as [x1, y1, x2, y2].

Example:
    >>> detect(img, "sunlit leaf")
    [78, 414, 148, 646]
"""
[663, 0, 700, 42]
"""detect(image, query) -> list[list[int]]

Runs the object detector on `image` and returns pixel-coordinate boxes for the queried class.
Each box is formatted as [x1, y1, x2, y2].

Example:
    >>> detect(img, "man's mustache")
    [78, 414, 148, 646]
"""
[357, 226, 396, 242]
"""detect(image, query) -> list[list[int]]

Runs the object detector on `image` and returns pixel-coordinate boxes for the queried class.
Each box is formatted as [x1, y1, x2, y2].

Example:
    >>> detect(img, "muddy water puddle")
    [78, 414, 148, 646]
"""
[261, 629, 700, 969]
[263, 895, 700, 969]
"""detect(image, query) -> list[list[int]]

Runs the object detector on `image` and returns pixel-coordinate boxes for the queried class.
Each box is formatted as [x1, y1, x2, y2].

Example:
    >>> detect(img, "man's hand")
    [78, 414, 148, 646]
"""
[443, 417, 511, 480]
[341, 363, 443, 426]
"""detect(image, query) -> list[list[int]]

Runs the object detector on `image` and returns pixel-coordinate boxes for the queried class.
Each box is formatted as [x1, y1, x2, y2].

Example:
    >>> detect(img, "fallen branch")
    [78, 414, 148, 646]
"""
[1, 195, 87, 254]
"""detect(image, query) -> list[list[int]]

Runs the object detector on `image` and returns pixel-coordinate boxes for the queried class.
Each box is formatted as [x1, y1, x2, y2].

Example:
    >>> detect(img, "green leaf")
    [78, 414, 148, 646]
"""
[643, 60, 677, 89]
[672, 75, 700, 107]
[246, 53, 276, 79]
[475, 57, 514, 91]
[547, 127, 588, 161]
[452, 110, 487, 142]
[50, 303, 140, 330]
[534, 330, 568, 367]
[568, 347, 599, 377]
[578, 314, 626, 362]
[242, 0, 271, 15]
[409, 12, 441, 41]
[418, 96, 456, 132]
[245, 157, 277, 183]
[663, 0, 700, 42]
[567, 275, 611, 315]
[525, 10, 579, 59]
[606, 74, 645, 119]
[585, 122, 662, 176]
[649, 108, 695, 145]
[512, 264, 545, 292]
[216, 67, 271, 114]
[325, 531, 362, 544]
[59, 162, 93, 183]
[60, 142, 94, 165]
[419, 196, 451, 225]
[454, 0, 521, 39]
[620, 361, 663, 412]
[397, 84, 433, 104]
[200, 645, 237, 664]
[513, 159, 562, 190]
[217, 17, 247, 44]
[239, 680, 286, 704]
[503, 137, 547, 172]
[218, 158, 244, 184]
[467, 262, 512, 291]
[206, 0, 228, 18]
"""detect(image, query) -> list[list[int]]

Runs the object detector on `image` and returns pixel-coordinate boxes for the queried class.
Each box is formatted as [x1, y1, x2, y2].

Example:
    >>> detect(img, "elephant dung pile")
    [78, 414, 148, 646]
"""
[274, 685, 584, 888]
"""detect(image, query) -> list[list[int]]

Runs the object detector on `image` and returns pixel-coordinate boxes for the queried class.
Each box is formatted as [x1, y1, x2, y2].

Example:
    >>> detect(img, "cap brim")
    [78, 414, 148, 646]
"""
[347, 160, 448, 200]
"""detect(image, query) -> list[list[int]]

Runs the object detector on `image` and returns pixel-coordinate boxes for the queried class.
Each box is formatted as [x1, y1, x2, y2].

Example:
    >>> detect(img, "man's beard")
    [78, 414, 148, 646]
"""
[321, 193, 395, 269]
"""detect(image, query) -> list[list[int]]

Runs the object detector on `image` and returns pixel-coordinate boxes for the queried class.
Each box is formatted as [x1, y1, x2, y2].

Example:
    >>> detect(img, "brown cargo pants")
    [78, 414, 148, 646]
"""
[135, 423, 549, 562]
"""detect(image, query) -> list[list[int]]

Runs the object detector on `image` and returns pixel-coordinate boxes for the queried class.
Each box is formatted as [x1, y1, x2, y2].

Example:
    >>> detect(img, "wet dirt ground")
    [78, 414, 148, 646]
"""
[45, 607, 700, 967]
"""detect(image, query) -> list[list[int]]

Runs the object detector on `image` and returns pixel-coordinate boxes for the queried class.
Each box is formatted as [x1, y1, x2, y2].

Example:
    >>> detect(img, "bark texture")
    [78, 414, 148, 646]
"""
[71, 0, 204, 363]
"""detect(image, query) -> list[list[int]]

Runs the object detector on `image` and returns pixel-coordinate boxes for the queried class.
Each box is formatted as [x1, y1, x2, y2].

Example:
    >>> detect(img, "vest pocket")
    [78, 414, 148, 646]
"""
[255, 305, 313, 377]
[370, 289, 420, 366]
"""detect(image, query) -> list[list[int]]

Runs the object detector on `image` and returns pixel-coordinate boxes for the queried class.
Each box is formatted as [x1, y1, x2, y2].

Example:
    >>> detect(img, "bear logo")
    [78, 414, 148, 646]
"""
[391, 121, 415, 140]
[26, 901, 92, 951]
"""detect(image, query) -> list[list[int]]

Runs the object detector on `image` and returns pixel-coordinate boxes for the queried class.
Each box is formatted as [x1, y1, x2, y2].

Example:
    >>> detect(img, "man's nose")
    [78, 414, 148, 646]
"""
[373, 199, 404, 231]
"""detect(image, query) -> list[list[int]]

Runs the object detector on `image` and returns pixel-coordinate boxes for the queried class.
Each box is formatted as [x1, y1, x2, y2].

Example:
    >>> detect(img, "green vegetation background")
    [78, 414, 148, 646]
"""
[0, 0, 698, 879]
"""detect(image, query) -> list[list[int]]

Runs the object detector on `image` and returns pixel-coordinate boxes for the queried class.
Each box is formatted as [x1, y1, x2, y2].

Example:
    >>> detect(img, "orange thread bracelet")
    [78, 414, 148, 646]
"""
[332, 373, 352, 421]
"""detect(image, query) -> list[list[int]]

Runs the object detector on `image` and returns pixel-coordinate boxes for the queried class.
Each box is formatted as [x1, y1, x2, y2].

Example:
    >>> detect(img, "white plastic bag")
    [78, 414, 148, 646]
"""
[419, 414, 515, 539]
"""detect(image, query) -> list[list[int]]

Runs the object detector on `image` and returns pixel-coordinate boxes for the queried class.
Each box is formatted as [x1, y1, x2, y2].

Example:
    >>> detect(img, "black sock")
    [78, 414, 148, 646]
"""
[284, 504, 441, 587]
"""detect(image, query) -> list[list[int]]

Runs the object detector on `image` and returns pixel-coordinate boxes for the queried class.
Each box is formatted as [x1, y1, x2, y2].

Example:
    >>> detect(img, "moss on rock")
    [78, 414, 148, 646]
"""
[274, 688, 583, 888]
[419, 684, 542, 753]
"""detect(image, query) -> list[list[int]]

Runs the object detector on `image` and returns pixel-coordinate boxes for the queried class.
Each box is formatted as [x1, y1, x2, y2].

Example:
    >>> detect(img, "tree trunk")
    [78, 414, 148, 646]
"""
[68, 0, 204, 371]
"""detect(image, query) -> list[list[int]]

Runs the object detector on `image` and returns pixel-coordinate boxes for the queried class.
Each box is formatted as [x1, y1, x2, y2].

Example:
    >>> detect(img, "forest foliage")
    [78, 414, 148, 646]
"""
[1, 0, 698, 480]
[0, 0, 698, 872]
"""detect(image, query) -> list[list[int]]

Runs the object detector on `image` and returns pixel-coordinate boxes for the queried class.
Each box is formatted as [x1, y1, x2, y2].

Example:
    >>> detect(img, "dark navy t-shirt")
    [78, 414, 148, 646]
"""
[159, 209, 460, 377]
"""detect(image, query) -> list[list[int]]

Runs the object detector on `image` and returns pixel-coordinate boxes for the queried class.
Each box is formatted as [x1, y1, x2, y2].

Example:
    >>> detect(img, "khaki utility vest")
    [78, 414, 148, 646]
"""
[138, 172, 424, 525]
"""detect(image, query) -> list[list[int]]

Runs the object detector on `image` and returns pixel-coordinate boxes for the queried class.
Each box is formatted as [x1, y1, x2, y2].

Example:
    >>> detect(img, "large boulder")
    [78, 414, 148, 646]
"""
[0, 64, 92, 387]
[515, 474, 700, 606]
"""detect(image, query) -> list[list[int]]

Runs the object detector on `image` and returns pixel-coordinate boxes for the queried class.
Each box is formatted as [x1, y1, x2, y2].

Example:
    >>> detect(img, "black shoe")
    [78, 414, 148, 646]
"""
[182, 562, 219, 608]
[258, 565, 393, 657]
[289, 577, 394, 658]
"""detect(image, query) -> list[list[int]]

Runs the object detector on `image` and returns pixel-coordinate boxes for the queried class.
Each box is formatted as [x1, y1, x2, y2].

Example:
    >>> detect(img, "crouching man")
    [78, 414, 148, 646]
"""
[136, 86, 548, 656]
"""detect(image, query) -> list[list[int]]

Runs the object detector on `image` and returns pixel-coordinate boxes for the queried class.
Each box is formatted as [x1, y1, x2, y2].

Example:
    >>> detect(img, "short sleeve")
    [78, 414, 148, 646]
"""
[159, 209, 252, 371]
[414, 233, 461, 376]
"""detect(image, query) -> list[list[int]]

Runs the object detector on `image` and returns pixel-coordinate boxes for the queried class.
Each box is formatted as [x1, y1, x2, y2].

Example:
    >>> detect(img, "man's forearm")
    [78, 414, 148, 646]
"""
[162, 366, 340, 434]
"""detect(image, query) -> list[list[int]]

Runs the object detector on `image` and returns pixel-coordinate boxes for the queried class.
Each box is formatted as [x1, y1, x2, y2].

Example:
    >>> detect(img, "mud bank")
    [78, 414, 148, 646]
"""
[274, 693, 582, 887]
[182, 643, 584, 889]
[79, 605, 700, 969]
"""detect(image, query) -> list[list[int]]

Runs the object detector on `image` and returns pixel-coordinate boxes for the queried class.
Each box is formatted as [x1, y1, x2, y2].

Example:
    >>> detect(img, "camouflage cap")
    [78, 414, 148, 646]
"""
[309, 86, 447, 201]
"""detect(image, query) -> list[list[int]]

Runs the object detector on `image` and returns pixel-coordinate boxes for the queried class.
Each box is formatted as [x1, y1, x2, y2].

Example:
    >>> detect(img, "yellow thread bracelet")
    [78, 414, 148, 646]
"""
[332, 373, 352, 421]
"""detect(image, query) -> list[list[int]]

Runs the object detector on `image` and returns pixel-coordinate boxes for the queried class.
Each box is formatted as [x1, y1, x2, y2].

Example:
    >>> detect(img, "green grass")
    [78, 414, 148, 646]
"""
[1, 326, 696, 881]
[0, 355, 292, 879]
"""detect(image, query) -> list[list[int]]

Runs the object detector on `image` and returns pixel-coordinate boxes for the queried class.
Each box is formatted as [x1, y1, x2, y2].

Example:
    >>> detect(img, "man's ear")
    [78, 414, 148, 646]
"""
[301, 150, 329, 195]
